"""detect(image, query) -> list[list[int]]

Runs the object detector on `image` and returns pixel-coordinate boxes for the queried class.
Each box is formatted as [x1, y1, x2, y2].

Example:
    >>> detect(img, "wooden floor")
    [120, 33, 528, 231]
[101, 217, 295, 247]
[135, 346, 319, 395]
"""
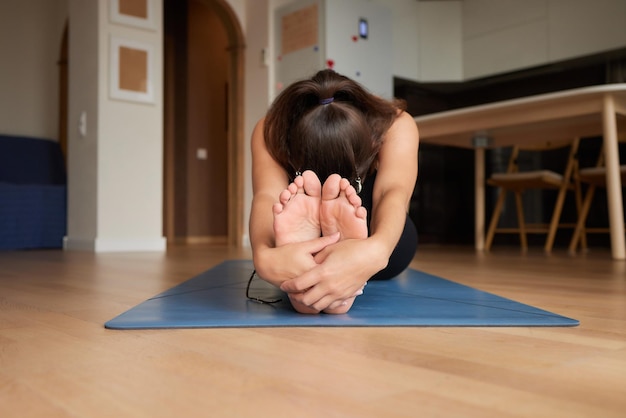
[1, 244, 625, 417]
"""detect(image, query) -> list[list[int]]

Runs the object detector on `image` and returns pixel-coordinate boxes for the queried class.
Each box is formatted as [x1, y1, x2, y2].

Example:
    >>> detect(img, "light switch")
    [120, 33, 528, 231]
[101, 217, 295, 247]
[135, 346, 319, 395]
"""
[196, 148, 208, 160]
[78, 111, 87, 138]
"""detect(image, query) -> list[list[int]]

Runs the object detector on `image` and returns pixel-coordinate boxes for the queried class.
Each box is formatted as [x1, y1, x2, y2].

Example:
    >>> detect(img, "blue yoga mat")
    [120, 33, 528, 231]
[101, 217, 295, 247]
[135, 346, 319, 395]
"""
[105, 259, 578, 329]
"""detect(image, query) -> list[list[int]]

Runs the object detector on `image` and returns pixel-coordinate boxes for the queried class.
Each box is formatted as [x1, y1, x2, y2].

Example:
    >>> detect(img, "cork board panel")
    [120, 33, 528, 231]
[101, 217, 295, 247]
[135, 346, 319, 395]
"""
[110, 0, 156, 30]
[119, 46, 148, 93]
[118, 0, 148, 19]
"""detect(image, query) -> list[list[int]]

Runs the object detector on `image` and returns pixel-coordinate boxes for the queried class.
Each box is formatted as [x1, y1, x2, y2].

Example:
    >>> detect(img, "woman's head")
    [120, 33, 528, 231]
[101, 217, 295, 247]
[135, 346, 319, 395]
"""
[289, 95, 373, 184]
[264, 69, 404, 185]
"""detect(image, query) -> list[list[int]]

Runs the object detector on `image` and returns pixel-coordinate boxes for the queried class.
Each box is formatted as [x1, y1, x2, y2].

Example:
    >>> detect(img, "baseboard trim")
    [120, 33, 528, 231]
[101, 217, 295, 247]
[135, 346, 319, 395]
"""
[64, 237, 166, 252]
[169, 236, 228, 245]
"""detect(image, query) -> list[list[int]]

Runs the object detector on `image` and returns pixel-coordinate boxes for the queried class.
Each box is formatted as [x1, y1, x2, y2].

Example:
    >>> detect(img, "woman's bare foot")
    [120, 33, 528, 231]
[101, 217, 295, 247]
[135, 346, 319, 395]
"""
[323, 296, 357, 314]
[318, 174, 367, 314]
[320, 174, 368, 240]
[322, 283, 366, 314]
[273, 170, 323, 246]
[288, 293, 320, 314]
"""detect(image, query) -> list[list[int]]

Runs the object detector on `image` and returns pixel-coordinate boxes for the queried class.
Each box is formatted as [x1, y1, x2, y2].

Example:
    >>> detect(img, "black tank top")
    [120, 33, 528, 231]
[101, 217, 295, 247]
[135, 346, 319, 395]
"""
[358, 170, 376, 227]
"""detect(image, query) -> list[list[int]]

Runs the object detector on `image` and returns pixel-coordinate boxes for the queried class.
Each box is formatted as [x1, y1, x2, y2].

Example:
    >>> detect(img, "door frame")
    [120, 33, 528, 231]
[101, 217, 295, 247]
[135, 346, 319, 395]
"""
[163, 0, 245, 247]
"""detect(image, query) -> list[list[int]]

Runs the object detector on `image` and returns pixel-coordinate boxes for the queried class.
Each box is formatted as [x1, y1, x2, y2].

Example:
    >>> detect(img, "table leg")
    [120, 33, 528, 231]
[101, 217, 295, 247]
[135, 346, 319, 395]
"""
[475, 148, 485, 251]
[602, 94, 625, 260]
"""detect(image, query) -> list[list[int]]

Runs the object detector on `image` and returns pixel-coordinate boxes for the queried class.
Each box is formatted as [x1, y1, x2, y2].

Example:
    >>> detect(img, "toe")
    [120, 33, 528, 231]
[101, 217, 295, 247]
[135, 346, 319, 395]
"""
[302, 170, 322, 197]
[279, 188, 293, 205]
[293, 175, 304, 189]
[346, 190, 362, 207]
[322, 174, 342, 200]
[272, 202, 284, 215]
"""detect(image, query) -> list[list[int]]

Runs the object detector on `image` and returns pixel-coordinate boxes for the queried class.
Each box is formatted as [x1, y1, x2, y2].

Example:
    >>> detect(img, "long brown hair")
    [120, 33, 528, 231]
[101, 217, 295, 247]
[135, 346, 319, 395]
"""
[263, 69, 405, 183]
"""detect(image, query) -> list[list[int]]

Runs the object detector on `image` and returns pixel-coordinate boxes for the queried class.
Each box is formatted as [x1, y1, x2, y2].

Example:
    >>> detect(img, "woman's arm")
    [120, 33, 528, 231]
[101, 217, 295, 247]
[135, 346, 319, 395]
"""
[249, 118, 288, 254]
[280, 111, 419, 310]
[367, 110, 420, 262]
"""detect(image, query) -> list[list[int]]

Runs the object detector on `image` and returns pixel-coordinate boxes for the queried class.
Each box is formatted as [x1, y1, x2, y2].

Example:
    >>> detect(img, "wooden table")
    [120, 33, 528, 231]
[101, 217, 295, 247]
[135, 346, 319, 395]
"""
[414, 84, 626, 260]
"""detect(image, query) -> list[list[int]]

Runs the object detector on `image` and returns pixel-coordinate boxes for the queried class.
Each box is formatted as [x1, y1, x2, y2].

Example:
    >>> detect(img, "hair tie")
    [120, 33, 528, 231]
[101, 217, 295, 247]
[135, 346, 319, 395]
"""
[319, 97, 334, 105]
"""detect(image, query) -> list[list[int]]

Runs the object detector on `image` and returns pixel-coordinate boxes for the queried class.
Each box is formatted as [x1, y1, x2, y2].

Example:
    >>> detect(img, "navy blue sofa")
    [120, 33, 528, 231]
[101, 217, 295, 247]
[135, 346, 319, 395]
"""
[0, 135, 67, 250]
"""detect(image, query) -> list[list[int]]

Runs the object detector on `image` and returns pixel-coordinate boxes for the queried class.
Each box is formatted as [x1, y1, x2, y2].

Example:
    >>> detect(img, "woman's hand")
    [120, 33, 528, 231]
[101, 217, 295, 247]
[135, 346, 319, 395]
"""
[279, 238, 388, 311]
[253, 233, 340, 288]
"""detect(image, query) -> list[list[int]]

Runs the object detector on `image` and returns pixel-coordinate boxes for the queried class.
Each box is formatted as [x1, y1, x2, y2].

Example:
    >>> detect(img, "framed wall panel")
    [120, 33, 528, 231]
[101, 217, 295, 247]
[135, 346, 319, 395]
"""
[109, 37, 155, 104]
[110, 0, 157, 30]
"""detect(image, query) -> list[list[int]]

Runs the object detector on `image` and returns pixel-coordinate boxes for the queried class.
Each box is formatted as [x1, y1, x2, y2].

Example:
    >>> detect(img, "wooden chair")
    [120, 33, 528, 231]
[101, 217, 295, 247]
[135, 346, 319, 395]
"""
[485, 138, 581, 252]
[568, 139, 626, 253]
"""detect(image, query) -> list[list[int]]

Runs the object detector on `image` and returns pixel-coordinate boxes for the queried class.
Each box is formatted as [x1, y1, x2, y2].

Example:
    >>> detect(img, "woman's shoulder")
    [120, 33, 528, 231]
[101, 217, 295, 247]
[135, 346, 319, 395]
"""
[251, 117, 267, 149]
[252, 116, 267, 138]
[395, 109, 415, 123]
[388, 110, 419, 137]
[254, 116, 266, 131]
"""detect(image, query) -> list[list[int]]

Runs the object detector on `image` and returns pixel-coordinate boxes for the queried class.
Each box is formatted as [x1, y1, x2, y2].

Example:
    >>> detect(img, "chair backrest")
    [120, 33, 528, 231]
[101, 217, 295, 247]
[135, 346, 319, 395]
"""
[516, 138, 577, 152]
[577, 136, 626, 186]
[501, 138, 580, 177]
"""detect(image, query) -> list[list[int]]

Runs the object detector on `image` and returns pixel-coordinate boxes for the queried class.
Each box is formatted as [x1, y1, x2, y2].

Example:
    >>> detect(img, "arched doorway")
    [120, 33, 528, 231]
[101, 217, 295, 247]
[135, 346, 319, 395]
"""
[163, 0, 245, 247]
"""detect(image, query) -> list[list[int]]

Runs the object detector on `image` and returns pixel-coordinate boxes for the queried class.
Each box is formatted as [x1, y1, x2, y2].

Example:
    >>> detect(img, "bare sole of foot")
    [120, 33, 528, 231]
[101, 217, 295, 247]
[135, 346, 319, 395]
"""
[320, 174, 368, 241]
[272, 171, 322, 247]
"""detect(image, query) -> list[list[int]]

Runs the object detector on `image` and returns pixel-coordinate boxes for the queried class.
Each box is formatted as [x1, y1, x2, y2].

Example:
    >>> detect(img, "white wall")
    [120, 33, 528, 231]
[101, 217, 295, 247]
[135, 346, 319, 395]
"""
[242, 0, 270, 246]
[548, 0, 626, 62]
[66, 0, 98, 245]
[96, 0, 165, 251]
[463, 0, 626, 79]
[378, 0, 626, 82]
[377, 0, 420, 82]
[65, 0, 166, 252]
[326, 0, 393, 98]
[418, 1, 462, 81]
[0, 0, 68, 139]
[370, 0, 463, 83]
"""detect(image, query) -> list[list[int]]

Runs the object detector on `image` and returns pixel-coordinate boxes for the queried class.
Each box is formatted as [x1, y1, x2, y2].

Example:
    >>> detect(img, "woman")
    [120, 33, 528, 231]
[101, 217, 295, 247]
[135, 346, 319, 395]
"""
[249, 69, 419, 314]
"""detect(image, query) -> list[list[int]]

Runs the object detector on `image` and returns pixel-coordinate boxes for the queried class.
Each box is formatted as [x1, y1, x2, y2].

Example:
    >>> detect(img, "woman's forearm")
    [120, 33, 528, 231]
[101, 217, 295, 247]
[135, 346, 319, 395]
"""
[249, 192, 280, 280]
[367, 188, 413, 267]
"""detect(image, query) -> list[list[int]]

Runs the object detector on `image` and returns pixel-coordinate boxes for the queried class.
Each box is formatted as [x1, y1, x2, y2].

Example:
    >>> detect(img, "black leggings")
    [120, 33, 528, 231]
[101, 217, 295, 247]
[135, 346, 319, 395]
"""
[369, 215, 418, 281]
